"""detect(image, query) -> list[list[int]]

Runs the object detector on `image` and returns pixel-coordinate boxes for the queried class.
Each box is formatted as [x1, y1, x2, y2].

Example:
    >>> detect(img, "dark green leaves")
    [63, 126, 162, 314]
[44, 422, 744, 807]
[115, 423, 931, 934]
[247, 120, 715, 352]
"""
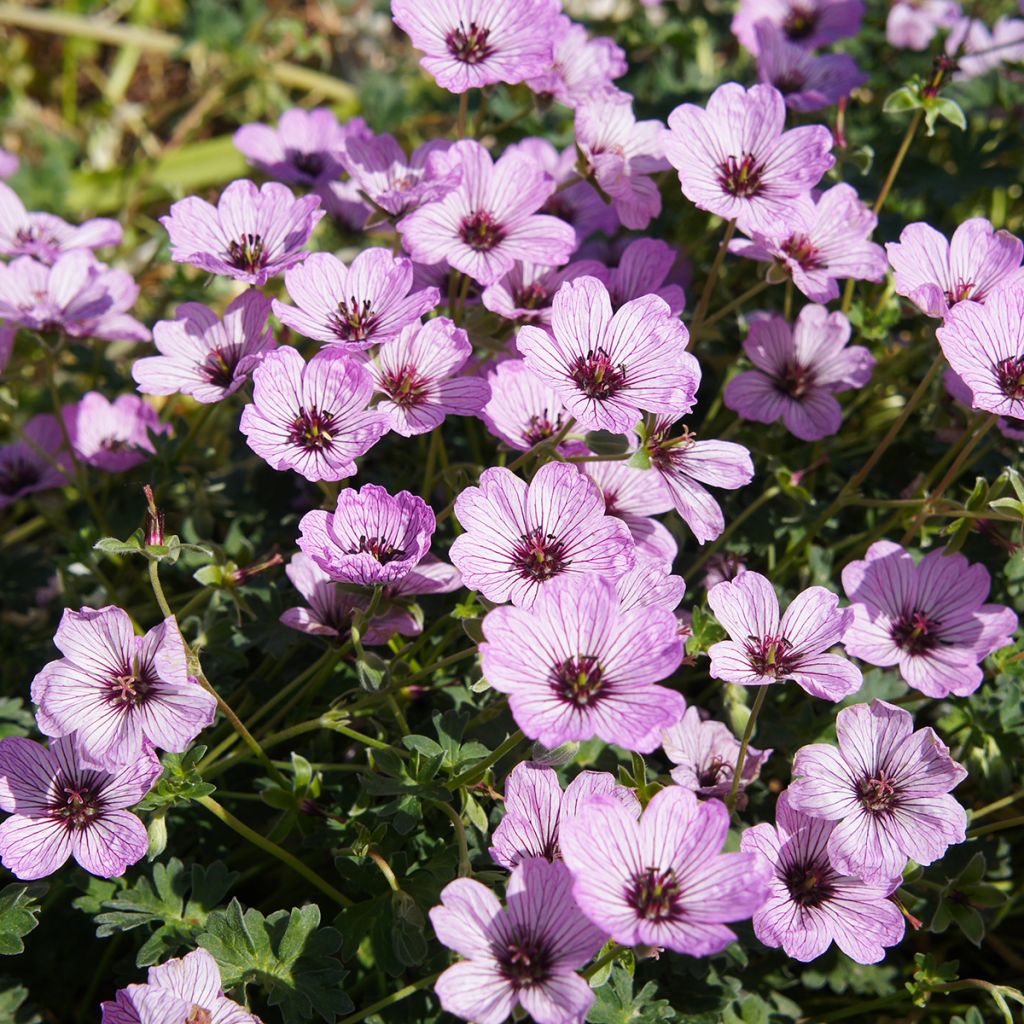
[0, 884, 45, 956]
[588, 965, 675, 1024]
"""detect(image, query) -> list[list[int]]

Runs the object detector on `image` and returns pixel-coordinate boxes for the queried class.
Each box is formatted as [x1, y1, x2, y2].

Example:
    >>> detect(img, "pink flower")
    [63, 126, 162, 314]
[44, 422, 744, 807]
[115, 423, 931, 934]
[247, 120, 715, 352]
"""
[642, 416, 755, 545]
[662, 705, 770, 801]
[450, 462, 635, 607]
[732, 0, 865, 53]
[708, 570, 863, 701]
[740, 791, 905, 963]
[102, 948, 260, 1024]
[724, 305, 875, 441]
[0, 181, 122, 263]
[370, 317, 491, 436]
[477, 358, 571, 452]
[937, 283, 1024, 420]
[430, 857, 607, 1024]
[663, 83, 834, 235]
[392, 0, 560, 94]
[0, 149, 18, 179]
[575, 96, 667, 231]
[273, 249, 439, 350]
[239, 347, 387, 482]
[948, 16, 1024, 79]
[525, 15, 627, 108]
[481, 258, 609, 328]
[161, 179, 324, 286]
[0, 252, 149, 342]
[516, 276, 698, 433]
[31, 606, 216, 770]
[614, 556, 686, 615]
[133, 291, 275, 404]
[606, 238, 686, 315]
[754, 23, 866, 112]
[730, 184, 886, 303]
[841, 541, 1018, 698]
[398, 140, 576, 286]
[560, 786, 771, 954]
[489, 761, 639, 868]
[788, 699, 968, 883]
[64, 393, 169, 473]
[886, 218, 1024, 317]
[298, 483, 436, 586]
[945, 367, 1024, 441]
[0, 414, 68, 509]
[887, 0, 962, 50]
[0, 734, 161, 880]
[481, 575, 684, 751]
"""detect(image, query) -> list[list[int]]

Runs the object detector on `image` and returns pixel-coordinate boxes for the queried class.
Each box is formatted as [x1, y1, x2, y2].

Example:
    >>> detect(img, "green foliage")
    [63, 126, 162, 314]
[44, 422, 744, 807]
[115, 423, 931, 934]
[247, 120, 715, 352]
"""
[588, 965, 676, 1024]
[0, 885, 45, 956]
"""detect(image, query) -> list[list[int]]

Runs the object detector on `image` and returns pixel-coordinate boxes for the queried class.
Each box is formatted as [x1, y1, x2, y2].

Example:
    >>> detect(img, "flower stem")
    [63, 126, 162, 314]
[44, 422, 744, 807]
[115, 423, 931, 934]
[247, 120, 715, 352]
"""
[968, 814, 1024, 839]
[582, 943, 627, 979]
[196, 795, 352, 906]
[148, 559, 174, 619]
[688, 218, 737, 350]
[430, 799, 472, 877]
[727, 685, 768, 812]
[456, 91, 469, 139]
[448, 729, 525, 789]
[701, 279, 770, 330]
[336, 972, 442, 1024]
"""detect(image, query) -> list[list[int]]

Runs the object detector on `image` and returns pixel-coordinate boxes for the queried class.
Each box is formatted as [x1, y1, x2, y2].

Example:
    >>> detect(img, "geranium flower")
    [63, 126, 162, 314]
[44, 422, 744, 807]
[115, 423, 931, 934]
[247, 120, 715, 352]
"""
[64, 393, 169, 473]
[481, 258, 608, 328]
[614, 556, 686, 614]
[605, 238, 686, 315]
[525, 15, 627, 108]
[887, 0, 961, 50]
[732, 0, 865, 53]
[0, 414, 68, 509]
[0, 149, 17, 178]
[477, 358, 571, 452]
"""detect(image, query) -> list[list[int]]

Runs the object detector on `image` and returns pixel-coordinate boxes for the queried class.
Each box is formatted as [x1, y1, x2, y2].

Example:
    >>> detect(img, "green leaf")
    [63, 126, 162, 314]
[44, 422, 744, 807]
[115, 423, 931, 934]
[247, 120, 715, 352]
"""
[199, 900, 352, 1023]
[584, 431, 631, 455]
[0, 883, 46, 956]
[924, 96, 967, 136]
[883, 85, 922, 115]
[586, 965, 674, 1023]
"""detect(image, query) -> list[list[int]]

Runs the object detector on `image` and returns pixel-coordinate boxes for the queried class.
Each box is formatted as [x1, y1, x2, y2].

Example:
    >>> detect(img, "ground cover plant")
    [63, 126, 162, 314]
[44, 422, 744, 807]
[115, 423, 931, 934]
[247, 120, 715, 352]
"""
[1, 0, 1023, 1021]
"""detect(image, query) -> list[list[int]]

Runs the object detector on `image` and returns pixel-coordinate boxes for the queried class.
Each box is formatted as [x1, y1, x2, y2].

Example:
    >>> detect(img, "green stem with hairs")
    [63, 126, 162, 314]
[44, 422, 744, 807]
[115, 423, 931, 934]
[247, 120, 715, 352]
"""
[727, 686, 768, 812]
[688, 219, 737, 350]
[336, 972, 442, 1024]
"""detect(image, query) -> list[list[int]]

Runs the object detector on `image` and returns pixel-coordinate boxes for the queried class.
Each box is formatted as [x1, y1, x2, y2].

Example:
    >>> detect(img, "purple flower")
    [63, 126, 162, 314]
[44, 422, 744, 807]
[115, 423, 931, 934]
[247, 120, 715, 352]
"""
[450, 462, 636, 608]
[343, 133, 462, 217]
[945, 367, 1024, 441]
[479, 575, 684, 751]
[0, 414, 68, 509]
[708, 570, 863, 701]
[516, 276, 698, 433]
[273, 249, 439, 350]
[234, 107, 354, 187]
[730, 184, 886, 303]
[481, 259, 609, 328]
[642, 417, 755, 545]
[102, 948, 259, 1024]
[64, 393, 169, 473]
[510, 138, 619, 242]
[560, 786, 771, 954]
[31, 606, 216, 770]
[724, 305, 875, 441]
[841, 541, 1018, 698]
[937, 283, 1024, 421]
[161, 179, 324, 286]
[478, 358, 571, 452]
[754, 22, 867, 112]
[788, 699, 968, 883]
[525, 15, 627, 108]
[430, 856, 606, 1024]
[0, 734, 161, 880]
[239, 347, 387, 482]
[392, 0, 560, 94]
[0, 149, 18, 179]
[298, 483, 435, 586]
[887, 0, 962, 50]
[490, 761, 640, 868]
[732, 0, 865, 52]
[133, 291, 275, 404]
[0, 182, 122, 263]
[370, 317, 490, 436]
[614, 556, 686, 616]
[575, 96, 667, 231]
[886, 218, 1024, 317]
[0, 252, 149, 342]
[663, 83, 835, 235]
[606, 238, 686, 316]
[398, 140, 576, 286]
[948, 16, 1024, 79]
[704, 553, 747, 590]
[662, 705, 770, 800]
[740, 791, 905, 963]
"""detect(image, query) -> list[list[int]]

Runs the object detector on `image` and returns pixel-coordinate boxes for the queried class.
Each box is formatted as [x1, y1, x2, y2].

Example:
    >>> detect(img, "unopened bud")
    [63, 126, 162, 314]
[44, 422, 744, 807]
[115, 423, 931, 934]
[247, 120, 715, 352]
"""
[230, 552, 284, 585]
[143, 485, 165, 546]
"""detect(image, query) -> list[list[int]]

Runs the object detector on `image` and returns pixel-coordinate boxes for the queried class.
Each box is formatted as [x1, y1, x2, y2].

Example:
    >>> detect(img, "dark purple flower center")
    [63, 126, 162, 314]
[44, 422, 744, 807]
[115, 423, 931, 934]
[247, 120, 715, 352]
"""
[996, 356, 1024, 402]
[943, 277, 976, 306]
[100, 436, 134, 454]
[775, 70, 808, 95]
[552, 654, 604, 706]
[781, 233, 824, 271]
[494, 933, 552, 989]
[287, 149, 325, 179]
[744, 634, 798, 677]
[857, 770, 900, 813]
[523, 412, 564, 448]
[350, 534, 406, 564]
[717, 154, 765, 199]
[378, 364, 430, 409]
[50, 773, 103, 831]
[783, 859, 837, 908]
[459, 210, 505, 252]
[186, 1007, 213, 1024]
[107, 661, 156, 710]
[511, 527, 569, 581]
[569, 347, 627, 401]
[646, 424, 697, 472]
[698, 756, 734, 789]
[776, 361, 816, 399]
[543, 194, 576, 224]
[513, 282, 550, 311]
[226, 233, 268, 274]
[289, 407, 339, 452]
[627, 866, 683, 921]
[0, 455, 43, 495]
[784, 5, 818, 40]
[331, 295, 377, 342]
[445, 20, 496, 65]
[890, 609, 939, 655]
[200, 346, 241, 389]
